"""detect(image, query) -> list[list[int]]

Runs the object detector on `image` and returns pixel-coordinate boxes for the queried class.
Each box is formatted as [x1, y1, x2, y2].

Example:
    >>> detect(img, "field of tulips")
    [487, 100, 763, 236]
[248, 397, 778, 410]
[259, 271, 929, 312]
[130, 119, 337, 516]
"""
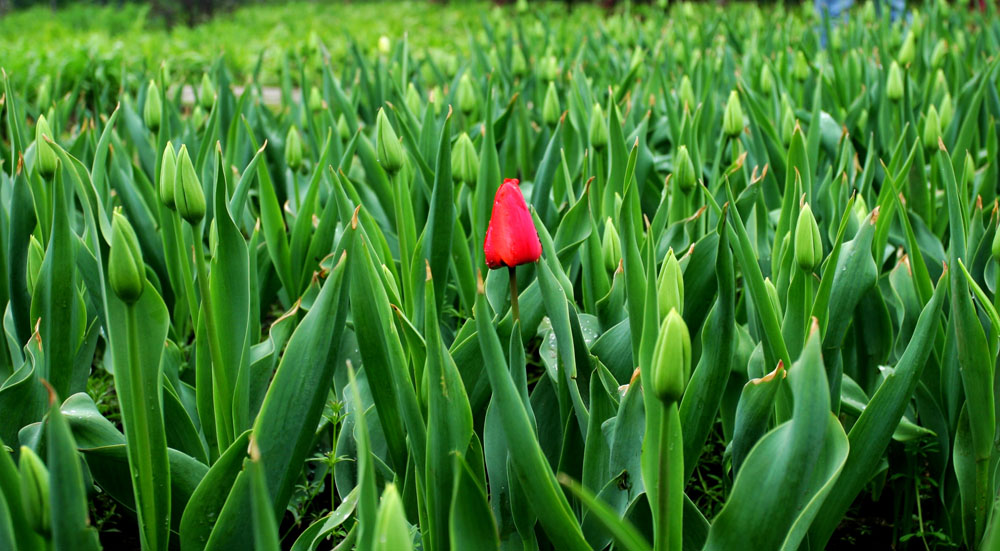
[2, 1, 1000, 549]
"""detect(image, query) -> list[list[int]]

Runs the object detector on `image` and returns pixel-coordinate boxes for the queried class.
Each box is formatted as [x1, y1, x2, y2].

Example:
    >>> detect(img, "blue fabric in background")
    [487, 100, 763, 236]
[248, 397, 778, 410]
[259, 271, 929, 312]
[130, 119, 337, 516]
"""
[816, 0, 907, 46]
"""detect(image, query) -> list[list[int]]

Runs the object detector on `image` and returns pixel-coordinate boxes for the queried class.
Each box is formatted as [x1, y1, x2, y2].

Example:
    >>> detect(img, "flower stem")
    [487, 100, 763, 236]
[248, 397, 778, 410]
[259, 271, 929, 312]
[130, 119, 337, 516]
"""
[509, 265, 519, 323]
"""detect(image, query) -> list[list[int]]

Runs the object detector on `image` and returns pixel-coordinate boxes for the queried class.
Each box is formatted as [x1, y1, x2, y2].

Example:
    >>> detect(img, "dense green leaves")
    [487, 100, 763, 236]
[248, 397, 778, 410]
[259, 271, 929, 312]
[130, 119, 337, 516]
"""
[1, 2, 999, 549]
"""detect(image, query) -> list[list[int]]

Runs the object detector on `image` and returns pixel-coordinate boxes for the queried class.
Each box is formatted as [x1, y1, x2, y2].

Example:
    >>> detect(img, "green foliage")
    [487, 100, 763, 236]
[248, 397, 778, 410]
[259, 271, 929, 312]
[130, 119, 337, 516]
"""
[1, 1, 1000, 550]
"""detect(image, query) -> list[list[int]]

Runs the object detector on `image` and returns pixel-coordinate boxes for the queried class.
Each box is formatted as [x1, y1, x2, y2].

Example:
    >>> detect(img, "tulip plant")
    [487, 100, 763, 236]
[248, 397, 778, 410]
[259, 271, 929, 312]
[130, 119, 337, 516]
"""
[2, 1, 1000, 550]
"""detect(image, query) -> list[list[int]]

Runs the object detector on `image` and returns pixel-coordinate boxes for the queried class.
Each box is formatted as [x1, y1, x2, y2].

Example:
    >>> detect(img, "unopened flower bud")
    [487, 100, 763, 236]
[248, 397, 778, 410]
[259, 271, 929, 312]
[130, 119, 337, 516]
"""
[601, 218, 621, 273]
[723, 90, 744, 138]
[37, 75, 51, 109]
[109, 210, 146, 304]
[991, 222, 1000, 261]
[781, 104, 796, 147]
[897, 32, 916, 66]
[34, 115, 58, 178]
[285, 126, 303, 171]
[405, 83, 421, 115]
[160, 142, 177, 209]
[199, 73, 215, 110]
[456, 73, 477, 115]
[540, 55, 560, 82]
[451, 132, 479, 186]
[793, 51, 810, 81]
[673, 145, 696, 192]
[375, 108, 404, 174]
[374, 484, 411, 551]
[760, 64, 774, 95]
[658, 248, 684, 319]
[378, 36, 391, 55]
[678, 75, 695, 110]
[963, 152, 975, 189]
[512, 47, 527, 77]
[938, 93, 953, 131]
[144, 80, 162, 131]
[886, 61, 904, 102]
[651, 308, 691, 404]
[922, 106, 940, 152]
[930, 39, 947, 69]
[174, 145, 206, 224]
[308, 86, 323, 112]
[19, 446, 51, 536]
[589, 103, 608, 149]
[337, 114, 351, 142]
[794, 203, 823, 272]
[542, 82, 560, 127]
[26, 235, 43, 298]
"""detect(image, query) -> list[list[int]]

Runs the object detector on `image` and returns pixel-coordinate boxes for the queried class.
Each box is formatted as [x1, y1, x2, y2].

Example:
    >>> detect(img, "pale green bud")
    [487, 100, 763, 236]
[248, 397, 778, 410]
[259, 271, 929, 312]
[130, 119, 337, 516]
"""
[922, 106, 940, 152]
[793, 50, 810, 81]
[932, 70, 949, 102]
[285, 125, 303, 171]
[852, 195, 869, 228]
[405, 83, 421, 116]
[764, 277, 781, 319]
[37, 75, 51, 109]
[991, 221, 1000, 261]
[857, 109, 869, 133]
[192, 106, 206, 129]
[678, 75, 696, 110]
[781, 104, 796, 148]
[377, 36, 391, 56]
[143, 80, 162, 131]
[109, 210, 146, 304]
[658, 249, 684, 320]
[512, 47, 527, 77]
[723, 90, 744, 138]
[897, 32, 916, 66]
[930, 39, 948, 69]
[794, 203, 823, 272]
[542, 81, 561, 127]
[26, 235, 43, 298]
[451, 132, 479, 185]
[938, 93, 954, 131]
[651, 308, 691, 404]
[337, 114, 351, 142]
[199, 73, 215, 109]
[19, 446, 50, 536]
[456, 73, 478, 115]
[963, 152, 976, 189]
[589, 103, 608, 149]
[374, 485, 412, 551]
[540, 55, 560, 82]
[886, 61, 904, 102]
[174, 145, 206, 224]
[308, 86, 323, 112]
[760, 64, 774, 95]
[673, 145, 696, 192]
[601, 218, 621, 273]
[375, 108, 404, 174]
[160, 142, 177, 209]
[34, 114, 58, 178]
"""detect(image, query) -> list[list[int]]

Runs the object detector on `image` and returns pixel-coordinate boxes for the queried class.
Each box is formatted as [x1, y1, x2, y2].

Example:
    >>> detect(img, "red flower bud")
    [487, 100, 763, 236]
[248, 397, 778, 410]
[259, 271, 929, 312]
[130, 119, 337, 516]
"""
[484, 179, 542, 269]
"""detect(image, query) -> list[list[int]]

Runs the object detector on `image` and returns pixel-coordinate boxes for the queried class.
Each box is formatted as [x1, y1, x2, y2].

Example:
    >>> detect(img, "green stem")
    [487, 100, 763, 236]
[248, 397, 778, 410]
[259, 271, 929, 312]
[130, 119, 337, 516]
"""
[655, 403, 672, 551]
[172, 212, 199, 338]
[509, 265, 519, 323]
[192, 219, 233, 450]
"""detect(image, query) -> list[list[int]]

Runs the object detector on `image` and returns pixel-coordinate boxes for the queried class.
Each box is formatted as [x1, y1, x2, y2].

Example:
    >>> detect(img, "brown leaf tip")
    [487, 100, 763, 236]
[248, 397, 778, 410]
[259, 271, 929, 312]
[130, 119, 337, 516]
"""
[351, 205, 360, 229]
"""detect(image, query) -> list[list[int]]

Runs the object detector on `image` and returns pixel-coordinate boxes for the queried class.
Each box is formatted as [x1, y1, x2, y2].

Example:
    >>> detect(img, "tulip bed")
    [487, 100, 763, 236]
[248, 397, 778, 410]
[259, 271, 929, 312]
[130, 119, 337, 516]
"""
[2, 1, 1000, 550]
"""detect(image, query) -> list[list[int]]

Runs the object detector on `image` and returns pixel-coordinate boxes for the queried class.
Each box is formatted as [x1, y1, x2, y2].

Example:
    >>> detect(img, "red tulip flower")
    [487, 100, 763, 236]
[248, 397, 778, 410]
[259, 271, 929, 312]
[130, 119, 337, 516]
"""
[484, 179, 542, 269]
[484, 178, 541, 321]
